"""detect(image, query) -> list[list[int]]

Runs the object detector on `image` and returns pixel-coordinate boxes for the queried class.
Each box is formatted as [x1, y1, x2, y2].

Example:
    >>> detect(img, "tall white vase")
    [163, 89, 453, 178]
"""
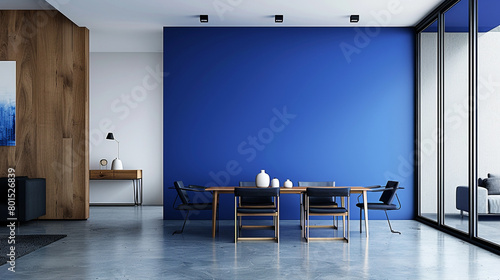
[255, 170, 270, 188]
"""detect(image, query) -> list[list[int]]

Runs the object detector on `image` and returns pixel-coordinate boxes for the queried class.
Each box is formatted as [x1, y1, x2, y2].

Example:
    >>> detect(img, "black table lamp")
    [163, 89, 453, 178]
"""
[106, 132, 123, 170]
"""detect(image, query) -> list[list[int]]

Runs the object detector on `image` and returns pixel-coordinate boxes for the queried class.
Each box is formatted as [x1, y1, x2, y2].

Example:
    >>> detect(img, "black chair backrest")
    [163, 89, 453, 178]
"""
[298, 181, 335, 187]
[174, 181, 190, 205]
[379, 181, 399, 205]
[239, 181, 254, 187]
[307, 187, 350, 198]
[235, 187, 280, 198]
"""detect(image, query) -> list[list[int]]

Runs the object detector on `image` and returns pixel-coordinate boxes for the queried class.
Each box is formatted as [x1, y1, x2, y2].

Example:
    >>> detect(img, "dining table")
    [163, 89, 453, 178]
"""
[205, 186, 372, 238]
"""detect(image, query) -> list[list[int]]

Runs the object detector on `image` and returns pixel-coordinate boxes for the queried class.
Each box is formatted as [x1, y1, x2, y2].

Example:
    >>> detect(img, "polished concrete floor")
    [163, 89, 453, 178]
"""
[422, 212, 500, 245]
[1, 206, 500, 279]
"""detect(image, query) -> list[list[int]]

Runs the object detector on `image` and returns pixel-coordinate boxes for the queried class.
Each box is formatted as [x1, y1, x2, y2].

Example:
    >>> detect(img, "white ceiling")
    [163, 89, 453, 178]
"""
[2, 0, 445, 52]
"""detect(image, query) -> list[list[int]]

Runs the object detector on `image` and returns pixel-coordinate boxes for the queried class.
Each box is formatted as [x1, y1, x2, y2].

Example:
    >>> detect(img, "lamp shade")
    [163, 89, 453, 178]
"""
[106, 132, 123, 170]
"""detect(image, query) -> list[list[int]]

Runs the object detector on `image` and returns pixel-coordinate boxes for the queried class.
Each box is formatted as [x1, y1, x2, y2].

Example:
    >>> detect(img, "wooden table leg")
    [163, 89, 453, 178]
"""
[212, 191, 219, 238]
[362, 190, 369, 238]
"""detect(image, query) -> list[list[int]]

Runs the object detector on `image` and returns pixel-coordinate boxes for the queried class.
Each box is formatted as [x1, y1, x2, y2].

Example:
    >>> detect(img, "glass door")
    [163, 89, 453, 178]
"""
[419, 20, 439, 222]
[443, 0, 469, 233]
[477, 0, 500, 246]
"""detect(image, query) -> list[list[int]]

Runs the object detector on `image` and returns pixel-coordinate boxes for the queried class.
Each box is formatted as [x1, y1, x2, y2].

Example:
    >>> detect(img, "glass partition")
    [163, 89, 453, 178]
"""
[477, 0, 500, 246]
[443, 0, 469, 233]
[417, 0, 500, 254]
[419, 20, 439, 222]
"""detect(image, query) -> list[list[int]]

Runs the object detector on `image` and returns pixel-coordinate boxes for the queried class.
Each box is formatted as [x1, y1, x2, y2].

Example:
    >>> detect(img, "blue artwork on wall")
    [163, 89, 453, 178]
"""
[0, 61, 16, 146]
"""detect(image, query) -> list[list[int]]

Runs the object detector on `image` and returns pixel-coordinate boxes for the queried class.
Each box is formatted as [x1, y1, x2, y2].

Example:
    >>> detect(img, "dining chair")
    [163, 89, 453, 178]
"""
[304, 187, 350, 242]
[172, 181, 213, 235]
[356, 181, 404, 234]
[234, 187, 280, 243]
[239, 181, 275, 207]
[297, 181, 336, 237]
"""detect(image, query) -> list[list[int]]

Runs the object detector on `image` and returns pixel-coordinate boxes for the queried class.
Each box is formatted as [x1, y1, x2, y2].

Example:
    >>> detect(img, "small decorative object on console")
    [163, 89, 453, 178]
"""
[99, 159, 108, 170]
[283, 179, 293, 188]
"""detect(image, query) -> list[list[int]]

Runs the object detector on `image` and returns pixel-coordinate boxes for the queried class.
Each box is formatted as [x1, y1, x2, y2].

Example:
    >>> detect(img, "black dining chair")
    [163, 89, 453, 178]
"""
[172, 181, 213, 235]
[297, 181, 336, 237]
[239, 181, 275, 207]
[356, 181, 404, 234]
[304, 187, 350, 242]
[234, 187, 280, 243]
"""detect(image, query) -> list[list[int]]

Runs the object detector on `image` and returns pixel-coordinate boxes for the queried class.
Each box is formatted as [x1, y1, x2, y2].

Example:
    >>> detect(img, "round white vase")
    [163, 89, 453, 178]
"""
[283, 179, 293, 188]
[255, 170, 270, 188]
[271, 178, 280, 188]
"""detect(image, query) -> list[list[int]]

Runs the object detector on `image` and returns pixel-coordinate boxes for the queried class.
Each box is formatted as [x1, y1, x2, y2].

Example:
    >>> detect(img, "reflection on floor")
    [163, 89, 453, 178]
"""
[421, 212, 500, 245]
[1, 207, 500, 279]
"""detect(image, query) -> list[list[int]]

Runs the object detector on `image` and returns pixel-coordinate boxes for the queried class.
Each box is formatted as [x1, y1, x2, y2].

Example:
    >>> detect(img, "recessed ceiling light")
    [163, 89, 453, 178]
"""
[200, 15, 208, 23]
[350, 15, 359, 23]
[275, 15, 283, 23]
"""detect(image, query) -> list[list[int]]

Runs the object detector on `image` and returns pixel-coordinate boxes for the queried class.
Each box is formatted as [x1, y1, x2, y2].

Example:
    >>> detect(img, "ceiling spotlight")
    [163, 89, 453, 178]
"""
[350, 15, 359, 23]
[275, 15, 283, 23]
[200, 15, 208, 23]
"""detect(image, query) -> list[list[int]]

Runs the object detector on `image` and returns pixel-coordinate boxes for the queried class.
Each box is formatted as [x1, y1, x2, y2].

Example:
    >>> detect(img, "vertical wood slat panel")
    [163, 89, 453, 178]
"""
[14, 11, 36, 177]
[62, 16, 73, 138]
[72, 26, 89, 218]
[0, 11, 89, 219]
[0, 11, 7, 59]
[36, 12, 63, 219]
[62, 138, 74, 219]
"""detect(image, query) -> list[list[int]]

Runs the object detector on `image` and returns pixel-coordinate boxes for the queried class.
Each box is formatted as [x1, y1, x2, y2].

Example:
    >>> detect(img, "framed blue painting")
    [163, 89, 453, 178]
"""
[0, 61, 16, 146]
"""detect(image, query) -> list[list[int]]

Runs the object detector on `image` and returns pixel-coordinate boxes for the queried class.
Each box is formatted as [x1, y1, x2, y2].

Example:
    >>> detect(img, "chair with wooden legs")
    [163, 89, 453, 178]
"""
[234, 187, 280, 243]
[305, 187, 350, 242]
[298, 181, 336, 237]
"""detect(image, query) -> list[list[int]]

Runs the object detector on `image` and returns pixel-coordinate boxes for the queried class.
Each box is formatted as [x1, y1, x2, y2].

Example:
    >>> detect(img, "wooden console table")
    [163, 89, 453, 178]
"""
[89, 170, 143, 206]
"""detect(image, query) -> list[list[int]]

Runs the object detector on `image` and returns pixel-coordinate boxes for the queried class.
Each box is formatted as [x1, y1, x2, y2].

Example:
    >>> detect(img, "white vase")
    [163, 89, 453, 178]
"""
[255, 170, 270, 188]
[271, 178, 280, 188]
[283, 179, 293, 188]
[111, 158, 123, 170]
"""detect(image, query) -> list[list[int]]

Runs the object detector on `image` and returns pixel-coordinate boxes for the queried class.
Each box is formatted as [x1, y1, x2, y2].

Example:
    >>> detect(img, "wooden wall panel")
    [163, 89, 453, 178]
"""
[0, 11, 89, 219]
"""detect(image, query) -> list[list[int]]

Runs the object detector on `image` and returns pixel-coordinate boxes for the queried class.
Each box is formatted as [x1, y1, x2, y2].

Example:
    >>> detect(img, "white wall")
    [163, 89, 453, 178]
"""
[478, 31, 500, 178]
[90, 52, 163, 205]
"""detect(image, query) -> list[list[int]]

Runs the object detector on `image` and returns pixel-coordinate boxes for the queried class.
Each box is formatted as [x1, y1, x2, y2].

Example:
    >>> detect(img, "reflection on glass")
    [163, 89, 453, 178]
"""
[420, 20, 438, 221]
[443, 0, 469, 234]
[478, 0, 500, 246]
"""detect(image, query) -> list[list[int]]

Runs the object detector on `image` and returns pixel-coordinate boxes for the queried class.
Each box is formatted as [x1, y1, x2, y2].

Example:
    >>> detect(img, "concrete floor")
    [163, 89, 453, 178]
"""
[423, 212, 500, 245]
[1, 206, 500, 279]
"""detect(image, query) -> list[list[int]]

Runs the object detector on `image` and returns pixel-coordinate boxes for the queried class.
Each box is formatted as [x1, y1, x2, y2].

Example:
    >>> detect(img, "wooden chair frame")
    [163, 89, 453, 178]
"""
[304, 188, 350, 242]
[234, 188, 280, 243]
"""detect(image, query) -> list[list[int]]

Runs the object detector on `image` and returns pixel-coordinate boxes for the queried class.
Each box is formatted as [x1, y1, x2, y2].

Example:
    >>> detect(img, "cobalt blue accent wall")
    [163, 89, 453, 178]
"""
[163, 27, 415, 220]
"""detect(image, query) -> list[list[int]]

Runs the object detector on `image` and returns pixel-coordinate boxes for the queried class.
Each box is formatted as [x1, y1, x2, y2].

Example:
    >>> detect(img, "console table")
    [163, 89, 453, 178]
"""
[89, 170, 143, 206]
